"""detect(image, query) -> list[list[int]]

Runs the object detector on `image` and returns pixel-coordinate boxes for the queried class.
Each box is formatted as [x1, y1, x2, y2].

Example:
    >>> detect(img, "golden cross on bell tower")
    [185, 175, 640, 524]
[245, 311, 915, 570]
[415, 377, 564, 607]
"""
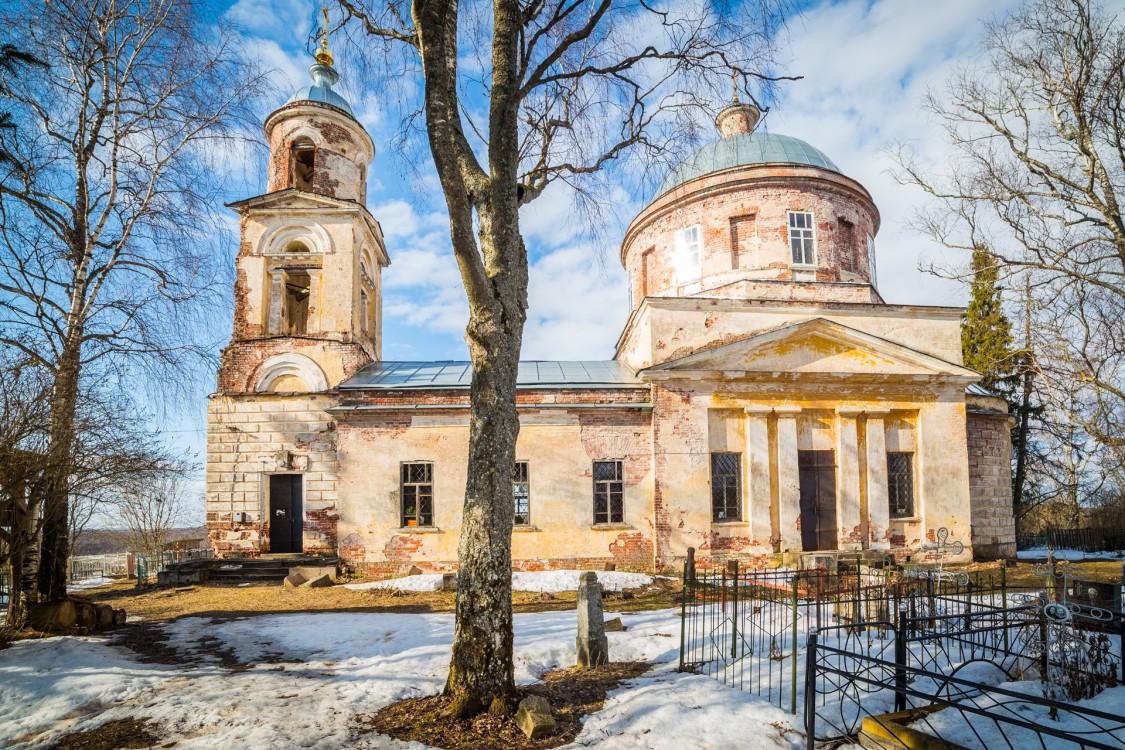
[732, 68, 740, 104]
[315, 5, 334, 67]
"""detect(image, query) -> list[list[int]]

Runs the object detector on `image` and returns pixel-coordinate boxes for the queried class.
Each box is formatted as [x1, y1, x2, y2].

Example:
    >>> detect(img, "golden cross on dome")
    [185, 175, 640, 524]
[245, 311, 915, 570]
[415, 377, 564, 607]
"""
[732, 68, 740, 104]
[315, 5, 334, 67]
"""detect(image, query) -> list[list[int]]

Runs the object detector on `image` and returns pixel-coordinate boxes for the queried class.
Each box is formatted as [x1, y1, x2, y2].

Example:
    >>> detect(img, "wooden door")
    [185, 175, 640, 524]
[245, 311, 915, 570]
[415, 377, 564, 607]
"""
[268, 474, 303, 554]
[798, 450, 837, 551]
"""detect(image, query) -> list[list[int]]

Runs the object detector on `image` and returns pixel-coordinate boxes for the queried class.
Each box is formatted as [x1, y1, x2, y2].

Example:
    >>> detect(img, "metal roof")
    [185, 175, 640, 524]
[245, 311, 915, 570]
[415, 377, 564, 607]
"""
[339, 360, 642, 390]
[966, 383, 1004, 398]
[655, 132, 841, 199]
[285, 62, 354, 117]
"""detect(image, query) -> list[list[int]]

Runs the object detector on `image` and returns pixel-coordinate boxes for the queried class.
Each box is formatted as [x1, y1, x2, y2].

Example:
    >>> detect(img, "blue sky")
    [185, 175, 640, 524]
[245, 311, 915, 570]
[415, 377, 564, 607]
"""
[219, 0, 1028, 364]
[168, 0, 1049, 520]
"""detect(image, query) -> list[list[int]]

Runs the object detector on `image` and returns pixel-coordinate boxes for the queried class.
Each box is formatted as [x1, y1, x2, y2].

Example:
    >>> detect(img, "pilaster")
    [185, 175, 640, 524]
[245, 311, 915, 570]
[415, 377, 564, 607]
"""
[775, 407, 801, 552]
[836, 408, 863, 551]
[744, 406, 773, 548]
[865, 409, 890, 550]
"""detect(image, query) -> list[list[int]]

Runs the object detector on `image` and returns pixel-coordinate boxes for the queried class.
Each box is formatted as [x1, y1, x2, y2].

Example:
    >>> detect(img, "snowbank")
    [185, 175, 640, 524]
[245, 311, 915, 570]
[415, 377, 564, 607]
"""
[0, 608, 803, 749]
[344, 569, 658, 594]
[1016, 548, 1125, 561]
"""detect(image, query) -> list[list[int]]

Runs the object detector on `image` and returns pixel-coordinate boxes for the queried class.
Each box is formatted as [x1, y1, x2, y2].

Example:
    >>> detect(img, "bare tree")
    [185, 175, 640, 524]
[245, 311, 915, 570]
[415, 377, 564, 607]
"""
[896, 0, 1125, 451]
[0, 355, 51, 632]
[114, 468, 188, 571]
[337, 0, 792, 715]
[0, 348, 184, 628]
[0, 0, 267, 601]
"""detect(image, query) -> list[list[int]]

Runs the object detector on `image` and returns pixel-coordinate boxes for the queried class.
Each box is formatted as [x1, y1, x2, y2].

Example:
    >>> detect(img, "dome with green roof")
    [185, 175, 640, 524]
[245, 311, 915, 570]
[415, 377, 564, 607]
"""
[655, 131, 841, 198]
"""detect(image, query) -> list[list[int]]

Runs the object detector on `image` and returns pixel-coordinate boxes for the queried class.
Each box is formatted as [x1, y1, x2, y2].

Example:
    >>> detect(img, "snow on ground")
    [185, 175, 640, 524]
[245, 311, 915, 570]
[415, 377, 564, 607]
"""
[344, 569, 658, 594]
[68, 575, 117, 592]
[0, 608, 803, 750]
[1016, 548, 1125, 561]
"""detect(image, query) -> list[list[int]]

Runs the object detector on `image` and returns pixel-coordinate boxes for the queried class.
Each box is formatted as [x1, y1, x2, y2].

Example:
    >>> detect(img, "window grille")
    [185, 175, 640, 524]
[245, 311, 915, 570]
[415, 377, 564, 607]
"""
[788, 211, 816, 265]
[887, 452, 914, 519]
[710, 452, 742, 521]
[401, 462, 434, 527]
[513, 461, 530, 525]
[593, 460, 624, 524]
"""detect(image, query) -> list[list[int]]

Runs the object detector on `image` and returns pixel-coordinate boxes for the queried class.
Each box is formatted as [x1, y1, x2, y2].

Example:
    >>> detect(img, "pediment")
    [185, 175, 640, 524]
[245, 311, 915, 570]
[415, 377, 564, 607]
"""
[644, 318, 977, 380]
[227, 189, 375, 216]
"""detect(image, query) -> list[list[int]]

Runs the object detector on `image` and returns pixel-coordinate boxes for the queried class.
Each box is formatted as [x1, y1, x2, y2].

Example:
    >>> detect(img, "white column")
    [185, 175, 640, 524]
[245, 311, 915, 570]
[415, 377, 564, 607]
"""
[836, 408, 863, 551]
[745, 407, 773, 549]
[775, 408, 801, 552]
[306, 268, 322, 333]
[866, 410, 891, 550]
[267, 270, 285, 334]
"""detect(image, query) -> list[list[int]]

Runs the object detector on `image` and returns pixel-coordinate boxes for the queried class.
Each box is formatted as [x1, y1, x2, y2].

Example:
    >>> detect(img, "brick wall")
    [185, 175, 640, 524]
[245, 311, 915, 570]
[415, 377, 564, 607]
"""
[966, 406, 1017, 559]
[218, 338, 370, 394]
[622, 165, 881, 308]
[206, 394, 339, 557]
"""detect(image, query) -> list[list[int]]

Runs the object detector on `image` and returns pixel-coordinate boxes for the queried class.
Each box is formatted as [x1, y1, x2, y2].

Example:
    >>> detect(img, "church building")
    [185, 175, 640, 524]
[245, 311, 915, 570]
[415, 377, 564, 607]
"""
[205, 42, 1017, 573]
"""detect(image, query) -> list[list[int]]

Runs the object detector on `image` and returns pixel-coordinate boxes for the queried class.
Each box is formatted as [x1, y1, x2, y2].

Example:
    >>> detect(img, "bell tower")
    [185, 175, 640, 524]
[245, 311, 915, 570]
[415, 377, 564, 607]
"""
[217, 23, 389, 396]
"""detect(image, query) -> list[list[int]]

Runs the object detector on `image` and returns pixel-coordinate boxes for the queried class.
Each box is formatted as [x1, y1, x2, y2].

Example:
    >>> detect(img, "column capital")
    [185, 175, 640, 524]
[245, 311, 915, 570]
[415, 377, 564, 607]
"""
[774, 407, 801, 418]
[744, 405, 774, 416]
[836, 407, 865, 417]
[864, 407, 892, 417]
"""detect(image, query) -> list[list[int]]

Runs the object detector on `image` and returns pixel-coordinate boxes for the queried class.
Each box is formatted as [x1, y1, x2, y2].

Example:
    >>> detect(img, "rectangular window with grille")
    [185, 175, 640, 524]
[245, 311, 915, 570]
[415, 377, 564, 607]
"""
[513, 461, 530, 526]
[593, 460, 624, 524]
[710, 452, 742, 521]
[401, 462, 434, 527]
[788, 210, 816, 266]
[887, 452, 914, 519]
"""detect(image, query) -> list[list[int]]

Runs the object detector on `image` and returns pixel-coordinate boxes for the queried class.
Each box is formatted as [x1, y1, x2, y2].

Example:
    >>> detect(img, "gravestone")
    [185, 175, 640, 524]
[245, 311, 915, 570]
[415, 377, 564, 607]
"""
[576, 572, 609, 668]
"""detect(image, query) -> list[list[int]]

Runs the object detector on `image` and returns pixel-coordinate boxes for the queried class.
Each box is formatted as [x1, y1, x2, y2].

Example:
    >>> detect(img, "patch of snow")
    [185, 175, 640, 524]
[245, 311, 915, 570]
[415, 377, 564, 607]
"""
[1016, 548, 1125, 561]
[69, 575, 116, 592]
[0, 607, 800, 749]
[344, 569, 658, 594]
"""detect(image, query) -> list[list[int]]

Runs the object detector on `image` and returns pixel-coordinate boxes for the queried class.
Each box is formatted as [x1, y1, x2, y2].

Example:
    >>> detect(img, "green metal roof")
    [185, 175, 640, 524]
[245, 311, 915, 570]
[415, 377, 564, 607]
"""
[339, 360, 641, 390]
[655, 132, 841, 199]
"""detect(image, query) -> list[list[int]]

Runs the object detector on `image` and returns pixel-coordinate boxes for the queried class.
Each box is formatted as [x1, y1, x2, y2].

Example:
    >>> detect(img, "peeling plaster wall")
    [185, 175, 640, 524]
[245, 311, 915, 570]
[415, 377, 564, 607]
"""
[334, 403, 655, 574]
[619, 298, 965, 371]
[206, 394, 339, 556]
[622, 166, 881, 309]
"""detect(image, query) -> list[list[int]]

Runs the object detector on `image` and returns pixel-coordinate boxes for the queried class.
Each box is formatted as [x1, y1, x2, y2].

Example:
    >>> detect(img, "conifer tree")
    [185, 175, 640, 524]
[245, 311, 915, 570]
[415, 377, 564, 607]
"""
[961, 245, 1018, 399]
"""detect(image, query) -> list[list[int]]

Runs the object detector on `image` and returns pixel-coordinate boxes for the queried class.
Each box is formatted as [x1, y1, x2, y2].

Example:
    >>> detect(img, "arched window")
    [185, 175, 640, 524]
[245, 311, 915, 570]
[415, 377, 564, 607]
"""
[290, 139, 316, 191]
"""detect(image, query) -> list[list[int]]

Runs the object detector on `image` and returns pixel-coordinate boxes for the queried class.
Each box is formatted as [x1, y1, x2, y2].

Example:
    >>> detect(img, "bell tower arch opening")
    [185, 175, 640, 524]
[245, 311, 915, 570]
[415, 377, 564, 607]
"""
[290, 138, 317, 191]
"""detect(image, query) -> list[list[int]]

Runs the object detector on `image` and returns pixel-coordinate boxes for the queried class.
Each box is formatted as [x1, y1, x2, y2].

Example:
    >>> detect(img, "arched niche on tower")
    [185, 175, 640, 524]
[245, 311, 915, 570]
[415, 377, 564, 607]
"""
[254, 353, 329, 394]
[260, 223, 333, 256]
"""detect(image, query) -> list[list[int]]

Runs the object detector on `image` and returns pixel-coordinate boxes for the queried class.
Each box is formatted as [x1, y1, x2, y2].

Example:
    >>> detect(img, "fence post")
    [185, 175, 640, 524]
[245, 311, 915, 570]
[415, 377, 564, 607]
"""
[804, 629, 818, 750]
[1039, 606, 1049, 680]
[895, 603, 908, 713]
[964, 581, 973, 630]
[679, 557, 689, 672]
[791, 575, 799, 715]
[1001, 565, 1010, 653]
[1120, 563, 1125, 684]
[731, 560, 740, 661]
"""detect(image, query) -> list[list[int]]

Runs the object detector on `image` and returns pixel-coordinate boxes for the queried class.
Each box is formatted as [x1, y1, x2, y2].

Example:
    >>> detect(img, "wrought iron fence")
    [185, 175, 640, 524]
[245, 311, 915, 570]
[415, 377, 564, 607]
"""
[676, 559, 1025, 714]
[805, 605, 1125, 750]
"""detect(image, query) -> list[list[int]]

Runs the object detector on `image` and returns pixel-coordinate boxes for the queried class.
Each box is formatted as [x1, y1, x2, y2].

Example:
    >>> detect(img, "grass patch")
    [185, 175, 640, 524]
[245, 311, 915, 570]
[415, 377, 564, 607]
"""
[45, 718, 160, 750]
[75, 577, 681, 625]
[359, 661, 650, 749]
